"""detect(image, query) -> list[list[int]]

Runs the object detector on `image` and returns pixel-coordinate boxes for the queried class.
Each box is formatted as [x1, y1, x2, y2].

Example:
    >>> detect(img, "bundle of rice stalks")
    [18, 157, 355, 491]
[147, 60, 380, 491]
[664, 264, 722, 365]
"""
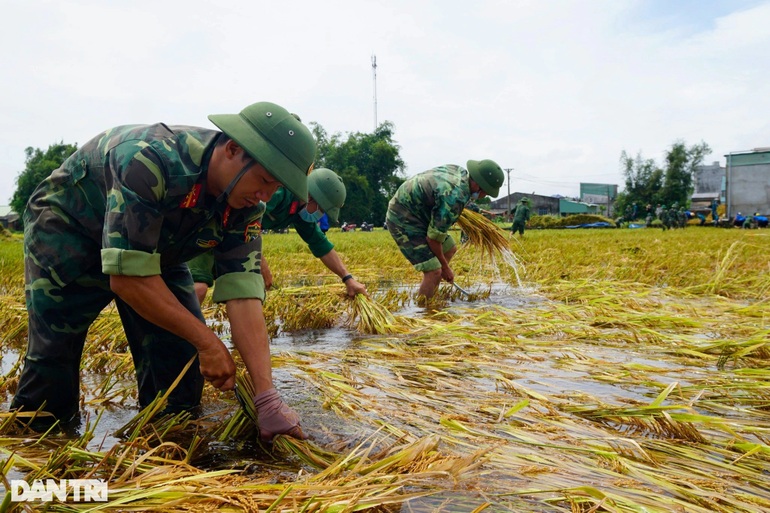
[233, 372, 258, 425]
[346, 294, 401, 334]
[268, 287, 346, 332]
[272, 434, 343, 470]
[113, 356, 197, 441]
[457, 208, 511, 260]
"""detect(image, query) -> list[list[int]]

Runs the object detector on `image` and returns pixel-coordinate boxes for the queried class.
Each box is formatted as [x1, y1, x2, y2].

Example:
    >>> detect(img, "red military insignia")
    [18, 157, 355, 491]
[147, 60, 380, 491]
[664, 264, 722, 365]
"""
[179, 184, 202, 208]
[196, 239, 218, 248]
[244, 219, 262, 242]
[222, 206, 231, 227]
[289, 201, 299, 215]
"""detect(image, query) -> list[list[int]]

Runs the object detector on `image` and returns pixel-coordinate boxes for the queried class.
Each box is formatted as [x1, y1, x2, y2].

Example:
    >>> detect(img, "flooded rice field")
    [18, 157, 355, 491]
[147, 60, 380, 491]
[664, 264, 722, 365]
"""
[1, 228, 770, 512]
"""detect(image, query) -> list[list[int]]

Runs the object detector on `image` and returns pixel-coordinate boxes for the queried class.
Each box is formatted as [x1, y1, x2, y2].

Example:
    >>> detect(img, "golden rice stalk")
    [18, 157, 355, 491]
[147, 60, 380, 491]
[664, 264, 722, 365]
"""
[272, 435, 344, 470]
[113, 356, 197, 440]
[234, 371, 258, 425]
[457, 208, 511, 260]
[346, 294, 400, 334]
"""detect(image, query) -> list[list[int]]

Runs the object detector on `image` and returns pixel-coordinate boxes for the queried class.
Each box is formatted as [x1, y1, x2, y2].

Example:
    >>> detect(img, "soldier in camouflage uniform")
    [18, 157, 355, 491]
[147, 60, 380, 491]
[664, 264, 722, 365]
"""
[188, 168, 367, 302]
[386, 159, 504, 300]
[510, 197, 531, 237]
[669, 203, 681, 229]
[11, 101, 312, 441]
[658, 204, 669, 230]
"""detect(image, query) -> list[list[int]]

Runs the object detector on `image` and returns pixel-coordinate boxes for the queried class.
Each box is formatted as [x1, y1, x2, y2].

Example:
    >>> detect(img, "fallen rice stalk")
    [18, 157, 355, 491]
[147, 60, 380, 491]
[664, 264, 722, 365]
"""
[346, 294, 400, 334]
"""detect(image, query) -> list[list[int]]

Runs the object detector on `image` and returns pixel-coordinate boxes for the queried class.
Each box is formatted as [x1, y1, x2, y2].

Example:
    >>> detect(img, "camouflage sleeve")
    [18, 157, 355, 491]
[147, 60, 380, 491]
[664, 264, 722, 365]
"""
[101, 141, 167, 276]
[211, 207, 266, 303]
[427, 191, 462, 243]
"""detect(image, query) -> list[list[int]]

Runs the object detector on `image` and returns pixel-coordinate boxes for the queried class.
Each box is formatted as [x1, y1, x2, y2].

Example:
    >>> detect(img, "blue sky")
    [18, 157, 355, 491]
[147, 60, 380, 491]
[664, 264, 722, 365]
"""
[1, 0, 769, 205]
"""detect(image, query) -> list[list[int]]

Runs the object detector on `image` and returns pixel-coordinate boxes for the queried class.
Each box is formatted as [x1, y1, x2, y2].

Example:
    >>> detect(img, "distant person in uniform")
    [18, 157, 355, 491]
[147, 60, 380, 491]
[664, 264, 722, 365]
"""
[510, 197, 532, 237]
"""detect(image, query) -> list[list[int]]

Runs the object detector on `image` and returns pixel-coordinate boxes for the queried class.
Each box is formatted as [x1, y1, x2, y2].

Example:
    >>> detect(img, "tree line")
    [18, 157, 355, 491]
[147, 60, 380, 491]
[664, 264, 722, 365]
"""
[10, 122, 407, 227]
[11, 125, 710, 227]
[614, 140, 711, 217]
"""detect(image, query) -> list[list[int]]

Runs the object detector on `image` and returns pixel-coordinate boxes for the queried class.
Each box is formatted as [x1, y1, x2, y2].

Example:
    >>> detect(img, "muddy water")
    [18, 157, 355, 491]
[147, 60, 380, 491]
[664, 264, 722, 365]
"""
[1, 282, 687, 473]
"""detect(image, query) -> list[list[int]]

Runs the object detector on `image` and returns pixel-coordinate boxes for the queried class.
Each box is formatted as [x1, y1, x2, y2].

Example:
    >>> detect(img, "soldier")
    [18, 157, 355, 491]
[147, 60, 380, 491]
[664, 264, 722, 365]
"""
[189, 168, 367, 303]
[743, 212, 756, 229]
[386, 159, 504, 300]
[678, 207, 687, 228]
[668, 203, 679, 229]
[658, 204, 669, 230]
[11, 101, 311, 441]
[511, 197, 532, 237]
[645, 204, 654, 227]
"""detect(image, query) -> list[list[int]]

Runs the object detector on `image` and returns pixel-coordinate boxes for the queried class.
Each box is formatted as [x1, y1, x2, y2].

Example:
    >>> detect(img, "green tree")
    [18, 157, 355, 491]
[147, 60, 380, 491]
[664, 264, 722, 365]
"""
[311, 121, 405, 225]
[660, 141, 711, 207]
[615, 151, 663, 215]
[11, 142, 77, 217]
[616, 140, 710, 215]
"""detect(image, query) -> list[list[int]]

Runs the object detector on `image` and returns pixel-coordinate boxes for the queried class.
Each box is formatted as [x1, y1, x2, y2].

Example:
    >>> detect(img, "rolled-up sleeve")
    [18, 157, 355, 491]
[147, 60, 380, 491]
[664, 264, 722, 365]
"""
[213, 272, 265, 302]
[211, 207, 267, 302]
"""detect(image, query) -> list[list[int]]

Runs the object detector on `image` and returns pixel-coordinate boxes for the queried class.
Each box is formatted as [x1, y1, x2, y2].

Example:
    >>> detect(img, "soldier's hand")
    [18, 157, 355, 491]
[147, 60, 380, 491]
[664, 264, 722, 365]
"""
[253, 388, 306, 441]
[441, 265, 455, 284]
[197, 341, 236, 391]
[345, 278, 368, 298]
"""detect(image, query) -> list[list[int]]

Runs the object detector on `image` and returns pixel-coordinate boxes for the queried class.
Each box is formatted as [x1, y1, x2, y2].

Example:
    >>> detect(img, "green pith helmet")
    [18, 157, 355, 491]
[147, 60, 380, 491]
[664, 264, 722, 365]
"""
[208, 101, 316, 202]
[308, 168, 346, 223]
[521, 197, 531, 204]
[467, 159, 504, 197]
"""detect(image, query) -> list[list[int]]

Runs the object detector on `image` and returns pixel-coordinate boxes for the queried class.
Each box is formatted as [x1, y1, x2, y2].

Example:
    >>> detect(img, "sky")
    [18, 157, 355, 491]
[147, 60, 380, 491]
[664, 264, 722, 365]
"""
[2, 0, 769, 205]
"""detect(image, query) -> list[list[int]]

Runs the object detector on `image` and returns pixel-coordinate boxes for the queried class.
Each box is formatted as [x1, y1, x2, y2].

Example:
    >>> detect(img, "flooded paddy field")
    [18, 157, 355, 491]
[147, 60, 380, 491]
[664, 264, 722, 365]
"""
[1, 227, 770, 512]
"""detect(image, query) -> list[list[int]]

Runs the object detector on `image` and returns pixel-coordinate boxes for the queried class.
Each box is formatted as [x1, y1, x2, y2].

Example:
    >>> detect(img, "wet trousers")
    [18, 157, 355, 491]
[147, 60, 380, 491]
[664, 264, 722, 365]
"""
[11, 257, 204, 425]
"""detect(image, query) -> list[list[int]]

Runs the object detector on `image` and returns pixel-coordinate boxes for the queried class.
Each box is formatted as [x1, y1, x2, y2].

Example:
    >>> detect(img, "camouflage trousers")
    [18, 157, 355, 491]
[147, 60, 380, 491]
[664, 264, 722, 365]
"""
[386, 217, 455, 272]
[11, 250, 204, 426]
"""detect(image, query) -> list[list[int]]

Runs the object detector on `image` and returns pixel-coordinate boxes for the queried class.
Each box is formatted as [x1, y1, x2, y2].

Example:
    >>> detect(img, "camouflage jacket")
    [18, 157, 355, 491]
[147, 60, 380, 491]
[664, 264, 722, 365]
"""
[24, 123, 266, 302]
[262, 187, 333, 258]
[386, 165, 471, 243]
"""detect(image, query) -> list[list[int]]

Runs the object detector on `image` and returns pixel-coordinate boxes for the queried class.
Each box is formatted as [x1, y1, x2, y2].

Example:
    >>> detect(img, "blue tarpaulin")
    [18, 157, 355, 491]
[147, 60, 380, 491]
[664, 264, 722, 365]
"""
[564, 222, 614, 229]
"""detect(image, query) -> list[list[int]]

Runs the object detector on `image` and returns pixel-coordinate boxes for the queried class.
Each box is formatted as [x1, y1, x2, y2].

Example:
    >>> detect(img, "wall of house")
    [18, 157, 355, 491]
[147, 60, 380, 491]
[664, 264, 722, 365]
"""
[726, 151, 770, 217]
[694, 161, 724, 195]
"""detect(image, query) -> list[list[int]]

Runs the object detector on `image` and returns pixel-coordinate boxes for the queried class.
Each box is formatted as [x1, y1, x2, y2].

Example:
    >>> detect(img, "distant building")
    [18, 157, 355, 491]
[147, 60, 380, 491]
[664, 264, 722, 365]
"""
[580, 183, 618, 217]
[724, 147, 770, 218]
[489, 193, 558, 217]
[0, 206, 20, 231]
[559, 198, 598, 215]
[691, 161, 725, 211]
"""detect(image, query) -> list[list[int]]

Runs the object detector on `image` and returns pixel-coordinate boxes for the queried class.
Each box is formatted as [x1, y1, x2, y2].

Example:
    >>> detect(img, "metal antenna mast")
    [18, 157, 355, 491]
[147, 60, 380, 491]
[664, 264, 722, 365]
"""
[371, 54, 378, 131]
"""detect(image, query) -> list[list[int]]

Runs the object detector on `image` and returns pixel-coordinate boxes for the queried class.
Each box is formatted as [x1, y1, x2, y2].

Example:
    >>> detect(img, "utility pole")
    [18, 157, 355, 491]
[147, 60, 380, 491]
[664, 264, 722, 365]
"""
[504, 168, 513, 221]
[371, 54, 378, 131]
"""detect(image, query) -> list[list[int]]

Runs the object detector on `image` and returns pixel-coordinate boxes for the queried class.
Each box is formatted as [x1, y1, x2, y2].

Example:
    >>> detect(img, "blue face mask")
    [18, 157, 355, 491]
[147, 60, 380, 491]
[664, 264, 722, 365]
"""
[470, 191, 480, 200]
[299, 206, 324, 223]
